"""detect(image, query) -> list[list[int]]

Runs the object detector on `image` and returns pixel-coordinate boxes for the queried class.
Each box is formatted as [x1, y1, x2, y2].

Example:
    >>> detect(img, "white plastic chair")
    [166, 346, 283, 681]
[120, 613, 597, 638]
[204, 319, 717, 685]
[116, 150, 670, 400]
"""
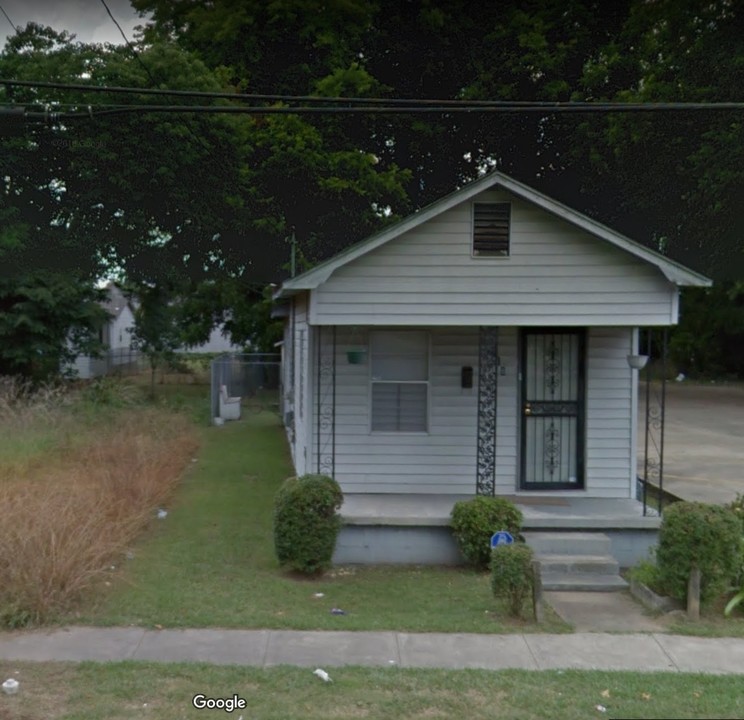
[219, 384, 241, 420]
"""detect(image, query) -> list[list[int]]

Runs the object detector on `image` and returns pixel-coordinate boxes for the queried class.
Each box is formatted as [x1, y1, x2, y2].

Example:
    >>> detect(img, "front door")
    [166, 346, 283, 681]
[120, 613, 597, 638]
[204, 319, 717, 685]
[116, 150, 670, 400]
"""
[520, 329, 585, 489]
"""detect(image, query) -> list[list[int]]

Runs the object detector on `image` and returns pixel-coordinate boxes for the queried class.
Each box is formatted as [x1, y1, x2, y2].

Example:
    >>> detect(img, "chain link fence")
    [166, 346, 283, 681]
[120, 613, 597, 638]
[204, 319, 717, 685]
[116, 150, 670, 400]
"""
[210, 353, 281, 420]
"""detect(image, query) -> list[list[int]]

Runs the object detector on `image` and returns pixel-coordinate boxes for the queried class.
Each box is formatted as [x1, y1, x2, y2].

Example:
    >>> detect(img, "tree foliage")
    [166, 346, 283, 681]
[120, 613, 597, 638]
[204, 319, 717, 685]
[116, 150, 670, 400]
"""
[129, 283, 183, 396]
[131, 0, 743, 282]
[0, 272, 107, 379]
[2, 3, 743, 376]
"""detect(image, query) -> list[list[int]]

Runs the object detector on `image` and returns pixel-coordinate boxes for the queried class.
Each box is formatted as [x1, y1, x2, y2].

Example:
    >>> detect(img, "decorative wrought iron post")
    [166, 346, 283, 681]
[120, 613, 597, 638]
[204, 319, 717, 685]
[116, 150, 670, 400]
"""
[316, 325, 337, 478]
[642, 328, 668, 515]
[476, 326, 499, 495]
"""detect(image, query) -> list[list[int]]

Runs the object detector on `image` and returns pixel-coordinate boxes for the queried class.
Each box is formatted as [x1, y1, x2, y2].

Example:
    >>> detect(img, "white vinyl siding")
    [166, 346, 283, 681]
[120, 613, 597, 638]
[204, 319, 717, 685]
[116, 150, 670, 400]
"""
[303, 325, 632, 498]
[320, 326, 477, 494]
[584, 327, 634, 498]
[310, 189, 676, 327]
[370, 330, 429, 432]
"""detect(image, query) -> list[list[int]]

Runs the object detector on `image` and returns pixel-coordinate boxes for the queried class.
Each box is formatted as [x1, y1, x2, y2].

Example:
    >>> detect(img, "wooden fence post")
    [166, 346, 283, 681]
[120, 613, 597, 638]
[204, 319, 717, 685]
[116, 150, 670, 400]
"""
[687, 565, 701, 621]
[532, 559, 543, 623]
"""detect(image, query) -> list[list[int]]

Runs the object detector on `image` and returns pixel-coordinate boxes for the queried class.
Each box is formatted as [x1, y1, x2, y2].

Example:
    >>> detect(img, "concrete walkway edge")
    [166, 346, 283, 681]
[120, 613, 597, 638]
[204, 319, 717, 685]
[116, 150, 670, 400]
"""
[1, 627, 744, 675]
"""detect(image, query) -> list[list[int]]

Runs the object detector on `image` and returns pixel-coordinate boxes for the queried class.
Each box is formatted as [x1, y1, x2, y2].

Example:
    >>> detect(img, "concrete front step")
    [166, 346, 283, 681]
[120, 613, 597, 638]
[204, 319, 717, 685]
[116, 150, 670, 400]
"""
[525, 531, 627, 592]
[540, 573, 629, 592]
[536, 553, 620, 576]
[523, 531, 612, 557]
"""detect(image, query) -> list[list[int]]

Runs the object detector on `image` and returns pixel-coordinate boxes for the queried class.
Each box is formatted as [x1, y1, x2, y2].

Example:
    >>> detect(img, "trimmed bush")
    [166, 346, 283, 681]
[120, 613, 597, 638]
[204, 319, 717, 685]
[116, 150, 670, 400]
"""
[450, 496, 523, 570]
[657, 501, 741, 604]
[273, 474, 343, 575]
[491, 543, 534, 617]
[729, 493, 744, 534]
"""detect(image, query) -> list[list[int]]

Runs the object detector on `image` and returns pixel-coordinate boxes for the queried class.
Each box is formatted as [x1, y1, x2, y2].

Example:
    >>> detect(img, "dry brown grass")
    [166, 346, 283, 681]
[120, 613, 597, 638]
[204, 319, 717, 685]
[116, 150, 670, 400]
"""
[0, 386, 199, 627]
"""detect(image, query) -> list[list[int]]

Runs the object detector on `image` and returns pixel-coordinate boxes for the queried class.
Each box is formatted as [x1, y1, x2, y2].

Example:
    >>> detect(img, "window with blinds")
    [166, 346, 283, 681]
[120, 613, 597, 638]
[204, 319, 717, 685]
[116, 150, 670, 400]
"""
[473, 202, 511, 256]
[370, 330, 429, 432]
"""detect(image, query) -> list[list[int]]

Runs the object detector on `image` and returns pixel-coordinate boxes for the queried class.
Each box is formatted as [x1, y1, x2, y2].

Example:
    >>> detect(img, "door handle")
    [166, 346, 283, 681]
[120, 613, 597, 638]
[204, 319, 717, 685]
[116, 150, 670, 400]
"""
[524, 403, 532, 416]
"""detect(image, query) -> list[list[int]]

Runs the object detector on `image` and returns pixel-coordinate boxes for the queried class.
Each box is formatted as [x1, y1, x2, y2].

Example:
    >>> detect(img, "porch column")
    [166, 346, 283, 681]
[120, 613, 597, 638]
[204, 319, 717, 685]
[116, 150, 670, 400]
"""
[316, 325, 337, 478]
[640, 327, 668, 515]
[476, 326, 499, 495]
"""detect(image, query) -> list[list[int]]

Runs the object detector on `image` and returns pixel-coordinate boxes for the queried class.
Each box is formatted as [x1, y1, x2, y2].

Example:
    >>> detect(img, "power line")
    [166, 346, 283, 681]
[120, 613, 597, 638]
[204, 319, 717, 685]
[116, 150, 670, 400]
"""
[0, 3, 16, 32]
[2, 77, 743, 112]
[99, 0, 135, 46]
[98, 0, 154, 83]
[0, 76, 510, 105]
[15, 102, 744, 121]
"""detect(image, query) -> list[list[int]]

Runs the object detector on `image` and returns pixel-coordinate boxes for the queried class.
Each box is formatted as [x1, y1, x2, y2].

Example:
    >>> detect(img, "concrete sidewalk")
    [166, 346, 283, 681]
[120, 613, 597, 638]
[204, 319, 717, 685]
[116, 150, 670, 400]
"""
[1, 627, 744, 675]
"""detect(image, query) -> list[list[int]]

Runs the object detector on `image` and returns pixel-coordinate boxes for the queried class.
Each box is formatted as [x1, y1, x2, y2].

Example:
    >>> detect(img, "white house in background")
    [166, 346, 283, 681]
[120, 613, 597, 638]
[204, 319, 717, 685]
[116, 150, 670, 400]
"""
[276, 170, 711, 572]
[184, 324, 242, 354]
[66, 283, 137, 379]
[66, 284, 242, 379]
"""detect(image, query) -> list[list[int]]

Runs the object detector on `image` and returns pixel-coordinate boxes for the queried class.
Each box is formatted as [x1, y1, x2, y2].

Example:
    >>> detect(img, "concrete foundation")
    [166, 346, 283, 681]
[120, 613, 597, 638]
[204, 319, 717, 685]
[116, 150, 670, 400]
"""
[334, 494, 660, 567]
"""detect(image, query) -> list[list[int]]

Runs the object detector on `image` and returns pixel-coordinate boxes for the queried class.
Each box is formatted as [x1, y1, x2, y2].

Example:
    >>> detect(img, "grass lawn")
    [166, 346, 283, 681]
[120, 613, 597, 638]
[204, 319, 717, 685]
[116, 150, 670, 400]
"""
[2, 660, 744, 720]
[667, 603, 744, 638]
[78, 402, 567, 633]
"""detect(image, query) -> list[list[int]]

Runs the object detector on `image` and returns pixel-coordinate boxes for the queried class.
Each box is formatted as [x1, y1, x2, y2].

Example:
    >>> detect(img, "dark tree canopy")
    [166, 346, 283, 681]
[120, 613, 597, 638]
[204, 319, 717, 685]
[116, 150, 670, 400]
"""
[1, 2, 742, 376]
[131, 0, 743, 280]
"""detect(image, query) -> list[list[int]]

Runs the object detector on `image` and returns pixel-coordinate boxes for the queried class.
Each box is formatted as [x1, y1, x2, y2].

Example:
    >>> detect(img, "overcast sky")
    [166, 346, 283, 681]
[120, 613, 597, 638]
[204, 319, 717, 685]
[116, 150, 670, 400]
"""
[1, 0, 144, 46]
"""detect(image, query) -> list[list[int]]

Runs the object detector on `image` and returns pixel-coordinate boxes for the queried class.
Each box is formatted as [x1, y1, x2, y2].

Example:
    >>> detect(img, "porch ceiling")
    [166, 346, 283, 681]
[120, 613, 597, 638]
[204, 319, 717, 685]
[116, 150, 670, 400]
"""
[340, 493, 661, 530]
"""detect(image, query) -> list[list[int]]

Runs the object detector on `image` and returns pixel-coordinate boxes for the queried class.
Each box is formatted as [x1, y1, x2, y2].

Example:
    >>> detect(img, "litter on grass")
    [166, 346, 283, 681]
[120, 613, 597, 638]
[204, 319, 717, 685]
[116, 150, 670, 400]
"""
[331, 607, 347, 615]
[2, 678, 19, 695]
[157, 509, 168, 519]
[313, 669, 332, 682]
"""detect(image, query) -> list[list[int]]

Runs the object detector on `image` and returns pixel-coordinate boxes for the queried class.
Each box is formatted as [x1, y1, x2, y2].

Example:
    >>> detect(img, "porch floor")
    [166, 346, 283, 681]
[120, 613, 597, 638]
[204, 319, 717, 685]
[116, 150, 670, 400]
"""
[340, 494, 661, 530]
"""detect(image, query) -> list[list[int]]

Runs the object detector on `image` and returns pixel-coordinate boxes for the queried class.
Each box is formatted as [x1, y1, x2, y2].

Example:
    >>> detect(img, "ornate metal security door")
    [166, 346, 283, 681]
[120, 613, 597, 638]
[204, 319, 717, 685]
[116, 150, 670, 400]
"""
[520, 330, 585, 489]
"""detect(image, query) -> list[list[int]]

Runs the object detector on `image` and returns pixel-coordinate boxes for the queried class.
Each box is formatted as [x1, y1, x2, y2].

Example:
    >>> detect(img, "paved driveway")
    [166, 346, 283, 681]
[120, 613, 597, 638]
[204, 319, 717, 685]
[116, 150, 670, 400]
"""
[639, 382, 744, 505]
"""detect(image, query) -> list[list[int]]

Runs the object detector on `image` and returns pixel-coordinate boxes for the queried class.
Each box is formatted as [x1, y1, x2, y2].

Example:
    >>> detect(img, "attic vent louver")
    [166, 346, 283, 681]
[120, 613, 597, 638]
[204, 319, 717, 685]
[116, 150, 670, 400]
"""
[473, 202, 510, 256]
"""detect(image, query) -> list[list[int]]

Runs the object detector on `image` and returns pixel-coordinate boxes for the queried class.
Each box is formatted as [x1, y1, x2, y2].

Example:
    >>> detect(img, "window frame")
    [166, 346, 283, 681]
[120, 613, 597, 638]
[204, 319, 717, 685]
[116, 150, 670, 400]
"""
[368, 329, 431, 435]
[471, 201, 511, 258]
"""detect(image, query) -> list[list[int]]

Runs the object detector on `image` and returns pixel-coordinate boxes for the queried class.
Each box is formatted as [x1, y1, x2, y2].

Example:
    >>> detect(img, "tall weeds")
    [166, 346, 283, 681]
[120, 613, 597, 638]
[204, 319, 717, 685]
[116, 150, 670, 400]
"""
[0, 380, 199, 626]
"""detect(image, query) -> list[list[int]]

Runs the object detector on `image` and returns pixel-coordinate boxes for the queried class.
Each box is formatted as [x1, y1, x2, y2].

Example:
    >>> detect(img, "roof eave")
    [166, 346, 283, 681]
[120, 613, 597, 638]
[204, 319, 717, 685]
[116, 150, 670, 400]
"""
[278, 169, 713, 294]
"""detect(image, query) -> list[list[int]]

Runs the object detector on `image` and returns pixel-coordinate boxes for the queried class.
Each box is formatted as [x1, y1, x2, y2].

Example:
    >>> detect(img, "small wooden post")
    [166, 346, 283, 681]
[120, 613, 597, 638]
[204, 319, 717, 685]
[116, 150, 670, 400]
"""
[687, 565, 701, 621]
[532, 559, 543, 623]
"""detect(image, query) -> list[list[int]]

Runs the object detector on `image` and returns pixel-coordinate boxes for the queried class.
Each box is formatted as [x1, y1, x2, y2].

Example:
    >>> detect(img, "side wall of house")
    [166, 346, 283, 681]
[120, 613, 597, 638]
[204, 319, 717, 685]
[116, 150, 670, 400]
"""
[311, 189, 676, 327]
[109, 307, 135, 349]
[310, 325, 633, 498]
[290, 293, 312, 476]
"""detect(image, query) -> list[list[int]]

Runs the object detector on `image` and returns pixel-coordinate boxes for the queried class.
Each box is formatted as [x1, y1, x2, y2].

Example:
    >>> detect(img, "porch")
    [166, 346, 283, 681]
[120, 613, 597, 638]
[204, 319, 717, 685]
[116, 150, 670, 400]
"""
[334, 493, 660, 568]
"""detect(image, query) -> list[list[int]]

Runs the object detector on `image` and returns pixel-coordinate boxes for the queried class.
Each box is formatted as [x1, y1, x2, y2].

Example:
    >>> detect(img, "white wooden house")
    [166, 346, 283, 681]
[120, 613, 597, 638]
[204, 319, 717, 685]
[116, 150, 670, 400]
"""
[276, 171, 710, 571]
[65, 283, 137, 379]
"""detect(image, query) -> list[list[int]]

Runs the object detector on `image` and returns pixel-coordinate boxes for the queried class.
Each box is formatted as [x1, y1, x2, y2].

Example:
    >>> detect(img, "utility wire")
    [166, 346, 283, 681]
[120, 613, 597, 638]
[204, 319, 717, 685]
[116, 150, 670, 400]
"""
[17, 102, 744, 119]
[0, 76, 517, 104]
[0, 2, 16, 32]
[2, 77, 744, 112]
[99, 0, 137, 49]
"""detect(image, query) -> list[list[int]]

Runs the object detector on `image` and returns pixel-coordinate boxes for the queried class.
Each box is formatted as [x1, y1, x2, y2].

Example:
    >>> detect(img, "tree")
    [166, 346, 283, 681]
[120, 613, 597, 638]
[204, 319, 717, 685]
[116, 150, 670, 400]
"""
[0, 271, 107, 380]
[4, 5, 743, 375]
[129, 283, 183, 397]
[567, 0, 744, 281]
[0, 24, 259, 285]
[176, 279, 282, 353]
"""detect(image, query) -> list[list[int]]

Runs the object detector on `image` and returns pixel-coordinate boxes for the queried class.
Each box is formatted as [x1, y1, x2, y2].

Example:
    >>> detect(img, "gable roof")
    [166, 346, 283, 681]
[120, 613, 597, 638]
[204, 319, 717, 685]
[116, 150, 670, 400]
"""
[278, 170, 711, 297]
[102, 282, 134, 319]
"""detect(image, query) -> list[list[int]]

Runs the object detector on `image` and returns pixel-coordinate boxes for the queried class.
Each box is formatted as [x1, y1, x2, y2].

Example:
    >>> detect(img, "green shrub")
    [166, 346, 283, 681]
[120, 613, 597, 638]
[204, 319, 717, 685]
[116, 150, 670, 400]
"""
[491, 543, 534, 617]
[657, 501, 742, 604]
[629, 556, 665, 595]
[273, 474, 343, 575]
[450, 496, 523, 570]
[728, 493, 744, 534]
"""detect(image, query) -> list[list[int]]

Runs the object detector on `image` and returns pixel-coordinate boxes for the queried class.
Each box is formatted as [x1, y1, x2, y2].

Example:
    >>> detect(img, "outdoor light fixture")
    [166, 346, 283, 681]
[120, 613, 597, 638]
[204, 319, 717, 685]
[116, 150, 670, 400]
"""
[626, 354, 649, 370]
